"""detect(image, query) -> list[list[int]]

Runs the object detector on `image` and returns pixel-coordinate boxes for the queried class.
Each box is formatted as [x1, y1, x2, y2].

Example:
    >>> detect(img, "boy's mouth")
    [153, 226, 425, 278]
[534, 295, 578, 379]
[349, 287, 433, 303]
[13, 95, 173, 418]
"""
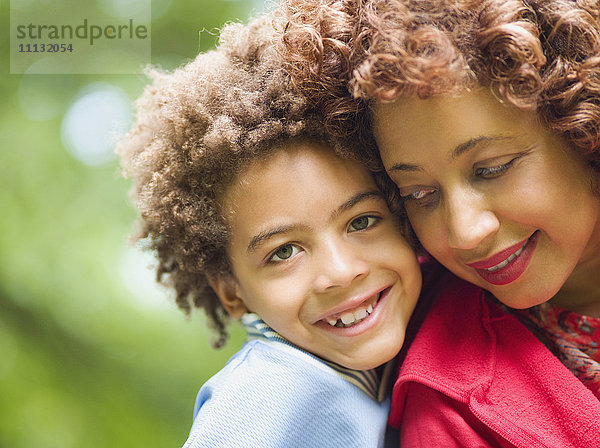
[324, 292, 382, 328]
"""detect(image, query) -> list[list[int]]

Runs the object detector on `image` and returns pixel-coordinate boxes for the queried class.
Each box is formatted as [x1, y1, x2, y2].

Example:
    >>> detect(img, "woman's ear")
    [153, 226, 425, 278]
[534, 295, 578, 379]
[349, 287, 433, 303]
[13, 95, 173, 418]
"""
[208, 275, 249, 320]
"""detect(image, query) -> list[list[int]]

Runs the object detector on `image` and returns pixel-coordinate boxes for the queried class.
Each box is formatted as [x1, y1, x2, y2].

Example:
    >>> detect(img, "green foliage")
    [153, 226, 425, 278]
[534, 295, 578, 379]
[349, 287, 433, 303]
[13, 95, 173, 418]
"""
[0, 1, 257, 446]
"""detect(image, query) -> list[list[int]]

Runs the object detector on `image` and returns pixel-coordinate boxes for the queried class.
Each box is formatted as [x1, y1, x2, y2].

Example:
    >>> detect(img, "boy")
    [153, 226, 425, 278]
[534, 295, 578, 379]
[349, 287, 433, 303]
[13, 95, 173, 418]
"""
[117, 15, 421, 447]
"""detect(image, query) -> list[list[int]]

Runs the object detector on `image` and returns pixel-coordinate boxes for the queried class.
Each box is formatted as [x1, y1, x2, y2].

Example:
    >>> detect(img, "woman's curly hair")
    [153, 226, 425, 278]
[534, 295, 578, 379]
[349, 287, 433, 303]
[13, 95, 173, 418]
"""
[117, 15, 357, 347]
[282, 0, 600, 171]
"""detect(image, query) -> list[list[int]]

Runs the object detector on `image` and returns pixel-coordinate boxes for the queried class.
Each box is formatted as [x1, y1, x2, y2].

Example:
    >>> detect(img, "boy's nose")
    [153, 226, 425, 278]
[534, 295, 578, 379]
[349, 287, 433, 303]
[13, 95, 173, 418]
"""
[313, 240, 370, 292]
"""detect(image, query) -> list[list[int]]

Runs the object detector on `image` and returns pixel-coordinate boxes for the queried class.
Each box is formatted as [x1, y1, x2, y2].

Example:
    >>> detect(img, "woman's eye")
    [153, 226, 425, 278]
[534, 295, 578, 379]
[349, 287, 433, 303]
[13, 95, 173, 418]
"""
[400, 188, 437, 205]
[475, 157, 518, 178]
[269, 244, 301, 262]
[411, 190, 432, 200]
[348, 215, 378, 232]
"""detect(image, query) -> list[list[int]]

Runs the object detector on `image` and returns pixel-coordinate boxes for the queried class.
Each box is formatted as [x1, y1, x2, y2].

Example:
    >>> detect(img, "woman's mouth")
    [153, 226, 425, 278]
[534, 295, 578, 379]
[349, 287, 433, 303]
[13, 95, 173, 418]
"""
[468, 231, 539, 286]
[482, 239, 528, 272]
[324, 292, 382, 328]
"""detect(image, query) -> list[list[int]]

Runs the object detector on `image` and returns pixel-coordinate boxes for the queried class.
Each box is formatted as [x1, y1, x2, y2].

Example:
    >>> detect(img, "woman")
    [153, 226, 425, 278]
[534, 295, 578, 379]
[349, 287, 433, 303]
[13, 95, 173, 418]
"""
[282, 0, 600, 446]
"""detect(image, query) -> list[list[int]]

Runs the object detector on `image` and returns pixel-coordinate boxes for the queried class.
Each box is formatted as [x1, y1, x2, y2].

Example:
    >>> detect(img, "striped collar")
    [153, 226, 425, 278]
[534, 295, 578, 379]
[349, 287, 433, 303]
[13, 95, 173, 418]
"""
[241, 313, 393, 402]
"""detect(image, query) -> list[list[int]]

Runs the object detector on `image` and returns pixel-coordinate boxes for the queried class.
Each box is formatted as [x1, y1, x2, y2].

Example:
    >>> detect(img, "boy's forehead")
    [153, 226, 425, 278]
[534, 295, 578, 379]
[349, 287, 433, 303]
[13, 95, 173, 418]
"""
[225, 140, 328, 195]
[221, 141, 380, 231]
[228, 139, 362, 195]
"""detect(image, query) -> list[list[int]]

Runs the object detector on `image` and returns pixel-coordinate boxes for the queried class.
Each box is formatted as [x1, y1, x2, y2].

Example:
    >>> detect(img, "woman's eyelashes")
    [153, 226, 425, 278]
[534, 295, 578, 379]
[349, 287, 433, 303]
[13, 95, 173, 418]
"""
[400, 187, 438, 207]
[400, 155, 524, 207]
[474, 156, 520, 179]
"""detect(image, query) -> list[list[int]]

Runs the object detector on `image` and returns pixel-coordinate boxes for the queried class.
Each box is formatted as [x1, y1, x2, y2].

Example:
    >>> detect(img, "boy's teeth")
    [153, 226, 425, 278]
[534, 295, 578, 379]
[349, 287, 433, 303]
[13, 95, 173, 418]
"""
[326, 297, 378, 327]
[354, 308, 368, 320]
[341, 312, 355, 325]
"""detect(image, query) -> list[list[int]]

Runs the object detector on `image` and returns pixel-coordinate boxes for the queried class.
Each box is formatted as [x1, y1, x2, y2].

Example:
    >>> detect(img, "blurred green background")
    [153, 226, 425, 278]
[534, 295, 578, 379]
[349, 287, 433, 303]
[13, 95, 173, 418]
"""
[0, 0, 266, 446]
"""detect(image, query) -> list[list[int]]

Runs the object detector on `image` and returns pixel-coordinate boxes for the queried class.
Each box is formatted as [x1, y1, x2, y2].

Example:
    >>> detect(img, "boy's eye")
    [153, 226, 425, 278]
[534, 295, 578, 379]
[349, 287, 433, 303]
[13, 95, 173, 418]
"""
[348, 215, 378, 232]
[269, 244, 301, 262]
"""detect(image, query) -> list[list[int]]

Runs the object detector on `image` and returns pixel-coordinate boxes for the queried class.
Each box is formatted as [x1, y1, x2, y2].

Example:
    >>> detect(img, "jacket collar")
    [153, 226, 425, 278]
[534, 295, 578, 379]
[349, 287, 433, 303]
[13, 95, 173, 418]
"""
[390, 271, 600, 446]
[242, 313, 392, 402]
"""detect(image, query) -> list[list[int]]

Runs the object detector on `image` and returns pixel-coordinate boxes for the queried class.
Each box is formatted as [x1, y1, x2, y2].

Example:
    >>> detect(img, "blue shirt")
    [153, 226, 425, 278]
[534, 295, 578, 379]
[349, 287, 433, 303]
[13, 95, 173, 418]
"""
[182, 313, 393, 447]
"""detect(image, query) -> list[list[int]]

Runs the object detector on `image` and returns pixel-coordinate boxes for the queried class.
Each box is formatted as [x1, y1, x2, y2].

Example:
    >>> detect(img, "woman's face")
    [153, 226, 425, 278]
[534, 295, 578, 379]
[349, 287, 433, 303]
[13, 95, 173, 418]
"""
[374, 90, 600, 311]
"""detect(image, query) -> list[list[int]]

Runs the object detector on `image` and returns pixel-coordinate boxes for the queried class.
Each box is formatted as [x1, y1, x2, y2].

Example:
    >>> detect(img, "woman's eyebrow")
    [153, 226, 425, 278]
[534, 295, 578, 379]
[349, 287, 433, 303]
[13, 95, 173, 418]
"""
[389, 135, 516, 172]
[389, 162, 421, 173]
[451, 135, 514, 159]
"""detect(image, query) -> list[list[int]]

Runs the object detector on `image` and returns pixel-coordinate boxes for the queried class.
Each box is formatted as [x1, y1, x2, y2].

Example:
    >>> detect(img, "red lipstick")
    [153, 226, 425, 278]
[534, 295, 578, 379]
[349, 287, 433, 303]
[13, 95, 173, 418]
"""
[467, 232, 539, 285]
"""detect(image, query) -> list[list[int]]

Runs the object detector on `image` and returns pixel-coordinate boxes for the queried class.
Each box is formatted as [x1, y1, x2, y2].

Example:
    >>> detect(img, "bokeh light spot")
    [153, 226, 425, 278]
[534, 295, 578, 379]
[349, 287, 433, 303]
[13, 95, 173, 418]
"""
[119, 247, 173, 310]
[61, 83, 131, 166]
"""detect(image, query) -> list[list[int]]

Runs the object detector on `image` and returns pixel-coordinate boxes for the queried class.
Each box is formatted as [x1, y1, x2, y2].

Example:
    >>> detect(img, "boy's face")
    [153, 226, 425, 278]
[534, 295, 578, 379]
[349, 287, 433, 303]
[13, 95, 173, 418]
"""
[216, 141, 421, 370]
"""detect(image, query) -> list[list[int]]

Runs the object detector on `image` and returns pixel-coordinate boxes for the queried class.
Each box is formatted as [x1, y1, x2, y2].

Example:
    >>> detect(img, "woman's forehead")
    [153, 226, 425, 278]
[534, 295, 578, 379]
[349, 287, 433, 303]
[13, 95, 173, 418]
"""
[372, 90, 539, 162]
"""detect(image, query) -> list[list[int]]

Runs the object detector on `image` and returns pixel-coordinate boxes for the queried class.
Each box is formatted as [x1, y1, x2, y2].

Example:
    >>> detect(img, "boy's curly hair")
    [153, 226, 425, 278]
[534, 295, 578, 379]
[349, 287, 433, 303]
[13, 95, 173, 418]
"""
[282, 0, 600, 171]
[117, 16, 354, 347]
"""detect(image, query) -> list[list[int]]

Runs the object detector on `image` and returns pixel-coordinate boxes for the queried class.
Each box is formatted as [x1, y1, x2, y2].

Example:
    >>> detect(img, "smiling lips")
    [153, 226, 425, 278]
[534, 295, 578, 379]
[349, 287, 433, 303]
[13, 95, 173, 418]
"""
[467, 231, 539, 285]
[324, 292, 381, 328]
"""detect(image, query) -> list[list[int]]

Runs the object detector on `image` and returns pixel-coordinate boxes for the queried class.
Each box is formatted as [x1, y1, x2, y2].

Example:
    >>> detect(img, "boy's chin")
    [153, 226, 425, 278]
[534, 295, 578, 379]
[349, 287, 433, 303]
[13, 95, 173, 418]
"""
[333, 345, 403, 371]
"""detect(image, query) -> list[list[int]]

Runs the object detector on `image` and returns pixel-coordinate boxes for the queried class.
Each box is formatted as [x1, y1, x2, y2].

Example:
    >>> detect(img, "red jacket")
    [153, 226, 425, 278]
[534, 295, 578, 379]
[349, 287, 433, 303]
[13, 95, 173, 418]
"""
[391, 268, 600, 447]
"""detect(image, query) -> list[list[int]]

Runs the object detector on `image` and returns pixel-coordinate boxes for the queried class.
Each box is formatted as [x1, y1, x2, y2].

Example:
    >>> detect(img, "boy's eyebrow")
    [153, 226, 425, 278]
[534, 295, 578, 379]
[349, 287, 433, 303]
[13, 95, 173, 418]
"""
[246, 190, 384, 253]
[247, 224, 309, 253]
[329, 190, 384, 221]
[388, 135, 515, 172]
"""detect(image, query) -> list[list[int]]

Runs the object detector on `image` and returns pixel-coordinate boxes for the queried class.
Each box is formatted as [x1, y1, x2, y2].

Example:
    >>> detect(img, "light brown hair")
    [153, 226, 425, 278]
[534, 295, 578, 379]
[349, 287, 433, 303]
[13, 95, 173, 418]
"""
[117, 16, 340, 347]
[282, 0, 600, 171]
[117, 15, 402, 347]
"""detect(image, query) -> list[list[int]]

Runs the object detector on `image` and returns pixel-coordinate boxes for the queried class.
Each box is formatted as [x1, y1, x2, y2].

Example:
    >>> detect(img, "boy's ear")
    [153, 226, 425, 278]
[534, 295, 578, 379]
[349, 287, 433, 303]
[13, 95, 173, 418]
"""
[208, 275, 249, 320]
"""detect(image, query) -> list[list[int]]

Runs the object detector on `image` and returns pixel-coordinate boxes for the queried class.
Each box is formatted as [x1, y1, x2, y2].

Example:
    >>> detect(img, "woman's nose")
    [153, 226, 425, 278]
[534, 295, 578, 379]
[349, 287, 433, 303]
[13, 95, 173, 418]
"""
[445, 188, 500, 250]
